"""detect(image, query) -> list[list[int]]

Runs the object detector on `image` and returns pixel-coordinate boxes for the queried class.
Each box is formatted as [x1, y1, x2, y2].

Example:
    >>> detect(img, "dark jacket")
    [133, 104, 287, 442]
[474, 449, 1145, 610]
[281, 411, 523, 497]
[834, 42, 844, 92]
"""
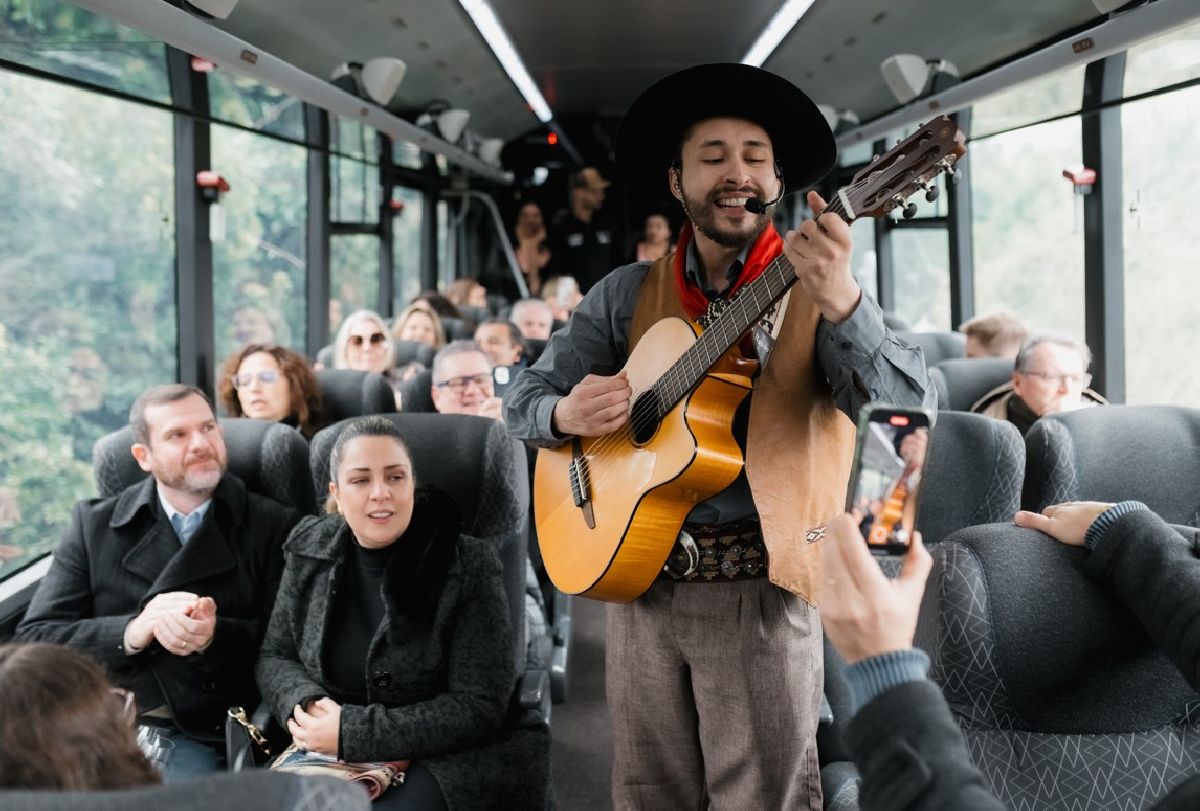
[256, 488, 549, 810]
[16, 474, 297, 740]
[846, 509, 1200, 810]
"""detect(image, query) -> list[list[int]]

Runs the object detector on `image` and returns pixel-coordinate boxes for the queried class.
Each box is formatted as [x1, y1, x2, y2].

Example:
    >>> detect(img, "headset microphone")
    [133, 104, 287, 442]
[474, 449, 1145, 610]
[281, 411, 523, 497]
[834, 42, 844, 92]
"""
[743, 177, 786, 215]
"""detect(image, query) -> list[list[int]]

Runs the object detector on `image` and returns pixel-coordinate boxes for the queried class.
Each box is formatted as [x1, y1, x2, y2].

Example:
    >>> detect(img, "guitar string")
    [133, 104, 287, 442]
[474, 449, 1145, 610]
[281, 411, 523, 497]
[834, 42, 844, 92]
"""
[571, 146, 957, 498]
[572, 199, 850, 501]
[551, 138, 957, 515]
[569, 193, 856, 488]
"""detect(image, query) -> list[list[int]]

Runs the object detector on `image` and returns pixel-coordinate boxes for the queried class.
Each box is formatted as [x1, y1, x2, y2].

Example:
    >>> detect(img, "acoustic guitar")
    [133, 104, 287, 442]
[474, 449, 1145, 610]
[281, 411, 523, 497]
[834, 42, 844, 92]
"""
[535, 117, 966, 602]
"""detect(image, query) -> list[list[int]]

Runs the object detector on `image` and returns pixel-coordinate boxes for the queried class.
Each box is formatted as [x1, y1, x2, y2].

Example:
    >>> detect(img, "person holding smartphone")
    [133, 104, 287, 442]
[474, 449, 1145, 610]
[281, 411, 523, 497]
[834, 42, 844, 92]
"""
[819, 500, 1200, 810]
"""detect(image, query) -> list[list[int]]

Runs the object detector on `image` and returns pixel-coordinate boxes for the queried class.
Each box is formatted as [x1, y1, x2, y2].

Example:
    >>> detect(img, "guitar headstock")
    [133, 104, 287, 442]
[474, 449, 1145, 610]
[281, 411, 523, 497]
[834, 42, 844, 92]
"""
[835, 116, 967, 222]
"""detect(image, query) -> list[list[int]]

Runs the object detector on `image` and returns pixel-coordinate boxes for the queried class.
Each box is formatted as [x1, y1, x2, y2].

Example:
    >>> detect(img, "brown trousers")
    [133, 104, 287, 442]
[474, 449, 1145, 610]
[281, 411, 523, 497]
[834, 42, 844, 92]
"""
[606, 577, 824, 810]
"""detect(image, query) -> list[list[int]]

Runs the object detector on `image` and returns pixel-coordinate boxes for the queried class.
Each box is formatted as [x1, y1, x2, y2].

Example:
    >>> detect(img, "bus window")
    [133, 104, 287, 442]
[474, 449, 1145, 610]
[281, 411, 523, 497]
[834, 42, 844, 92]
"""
[393, 187, 426, 310]
[891, 230, 951, 331]
[971, 116, 1085, 338]
[0, 70, 176, 579]
[211, 124, 308, 361]
[1122, 83, 1200, 406]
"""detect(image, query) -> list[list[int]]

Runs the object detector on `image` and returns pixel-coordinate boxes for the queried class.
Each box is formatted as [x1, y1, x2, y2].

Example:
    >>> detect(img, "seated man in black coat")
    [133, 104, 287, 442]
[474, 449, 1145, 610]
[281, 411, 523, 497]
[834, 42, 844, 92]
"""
[818, 503, 1200, 810]
[17, 384, 299, 780]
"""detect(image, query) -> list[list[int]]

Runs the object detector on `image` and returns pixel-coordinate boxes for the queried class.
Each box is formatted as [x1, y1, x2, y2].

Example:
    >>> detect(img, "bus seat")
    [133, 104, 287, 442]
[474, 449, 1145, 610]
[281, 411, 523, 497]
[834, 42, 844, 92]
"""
[896, 331, 966, 367]
[394, 339, 436, 369]
[524, 338, 548, 365]
[0, 771, 368, 810]
[440, 316, 475, 341]
[457, 304, 490, 328]
[930, 357, 1015, 411]
[915, 522, 1200, 808]
[314, 369, 396, 422]
[916, 412, 1024, 546]
[396, 368, 436, 413]
[93, 419, 316, 515]
[1022, 405, 1200, 526]
[314, 344, 335, 368]
[310, 413, 551, 717]
[817, 635, 862, 810]
[486, 293, 509, 317]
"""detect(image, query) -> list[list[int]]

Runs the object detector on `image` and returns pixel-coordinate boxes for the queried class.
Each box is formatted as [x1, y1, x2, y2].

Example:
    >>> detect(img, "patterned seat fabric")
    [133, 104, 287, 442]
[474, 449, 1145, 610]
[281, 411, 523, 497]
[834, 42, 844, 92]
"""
[0, 772, 368, 810]
[931, 357, 1015, 412]
[917, 412, 1025, 547]
[896, 330, 966, 368]
[394, 339, 436, 369]
[310, 413, 530, 675]
[1022, 405, 1200, 527]
[396, 368, 436, 413]
[93, 418, 315, 514]
[917, 524, 1200, 809]
[314, 368, 396, 422]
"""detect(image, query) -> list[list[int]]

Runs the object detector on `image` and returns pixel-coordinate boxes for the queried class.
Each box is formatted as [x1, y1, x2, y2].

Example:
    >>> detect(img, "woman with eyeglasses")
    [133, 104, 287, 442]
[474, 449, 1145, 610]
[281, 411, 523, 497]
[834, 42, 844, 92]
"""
[218, 344, 326, 439]
[0, 642, 160, 789]
[334, 310, 397, 377]
[257, 417, 549, 809]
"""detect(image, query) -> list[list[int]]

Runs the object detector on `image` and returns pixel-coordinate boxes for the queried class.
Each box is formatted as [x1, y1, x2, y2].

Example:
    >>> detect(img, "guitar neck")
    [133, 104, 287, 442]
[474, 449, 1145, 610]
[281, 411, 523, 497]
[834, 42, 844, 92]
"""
[647, 195, 853, 416]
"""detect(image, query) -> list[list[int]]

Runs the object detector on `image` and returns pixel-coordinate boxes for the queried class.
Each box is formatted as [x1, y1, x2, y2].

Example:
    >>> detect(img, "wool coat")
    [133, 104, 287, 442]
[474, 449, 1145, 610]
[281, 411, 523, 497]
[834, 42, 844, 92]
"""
[16, 474, 298, 740]
[256, 488, 549, 809]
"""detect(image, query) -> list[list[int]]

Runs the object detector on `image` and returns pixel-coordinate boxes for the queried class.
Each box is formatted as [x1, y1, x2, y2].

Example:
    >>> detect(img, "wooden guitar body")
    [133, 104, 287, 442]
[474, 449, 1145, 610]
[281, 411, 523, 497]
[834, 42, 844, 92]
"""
[534, 317, 753, 602]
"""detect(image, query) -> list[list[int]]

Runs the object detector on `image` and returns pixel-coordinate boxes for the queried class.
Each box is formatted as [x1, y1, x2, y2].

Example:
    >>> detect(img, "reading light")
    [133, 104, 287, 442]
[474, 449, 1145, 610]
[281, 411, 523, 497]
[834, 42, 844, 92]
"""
[741, 0, 819, 67]
[458, 0, 553, 123]
[881, 54, 960, 104]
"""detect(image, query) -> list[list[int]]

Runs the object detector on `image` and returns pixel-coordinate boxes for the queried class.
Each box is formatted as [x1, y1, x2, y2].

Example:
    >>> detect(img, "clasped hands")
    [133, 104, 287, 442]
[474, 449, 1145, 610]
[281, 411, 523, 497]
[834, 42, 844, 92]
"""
[287, 697, 342, 756]
[124, 592, 217, 656]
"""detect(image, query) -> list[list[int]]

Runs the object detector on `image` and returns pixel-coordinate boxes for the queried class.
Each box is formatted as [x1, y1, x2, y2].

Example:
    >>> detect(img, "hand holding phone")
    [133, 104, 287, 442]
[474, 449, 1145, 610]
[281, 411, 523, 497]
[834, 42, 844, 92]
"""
[492, 364, 520, 397]
[845, 404, 933, 555]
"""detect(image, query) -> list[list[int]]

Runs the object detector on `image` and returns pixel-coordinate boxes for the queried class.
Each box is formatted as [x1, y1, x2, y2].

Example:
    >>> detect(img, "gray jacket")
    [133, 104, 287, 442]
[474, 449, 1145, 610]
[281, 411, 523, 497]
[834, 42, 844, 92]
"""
[256, 489, 549, 809]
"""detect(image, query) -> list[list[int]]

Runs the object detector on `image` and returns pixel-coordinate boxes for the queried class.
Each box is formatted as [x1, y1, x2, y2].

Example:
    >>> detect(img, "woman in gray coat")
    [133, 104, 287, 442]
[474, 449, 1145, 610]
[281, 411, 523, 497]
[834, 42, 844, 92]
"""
[256, 416, 548, 809]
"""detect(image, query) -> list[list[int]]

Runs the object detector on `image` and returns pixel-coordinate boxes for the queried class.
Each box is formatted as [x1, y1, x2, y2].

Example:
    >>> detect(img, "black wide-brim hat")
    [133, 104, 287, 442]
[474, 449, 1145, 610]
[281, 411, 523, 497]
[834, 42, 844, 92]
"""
[615, 63, 836, 203]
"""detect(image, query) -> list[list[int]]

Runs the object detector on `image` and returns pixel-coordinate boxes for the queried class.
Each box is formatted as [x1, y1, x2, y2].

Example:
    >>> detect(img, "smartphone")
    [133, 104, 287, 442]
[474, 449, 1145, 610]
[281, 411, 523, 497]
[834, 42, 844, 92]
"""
[845, 404, 933, 555]
[492, 364, 521, 397]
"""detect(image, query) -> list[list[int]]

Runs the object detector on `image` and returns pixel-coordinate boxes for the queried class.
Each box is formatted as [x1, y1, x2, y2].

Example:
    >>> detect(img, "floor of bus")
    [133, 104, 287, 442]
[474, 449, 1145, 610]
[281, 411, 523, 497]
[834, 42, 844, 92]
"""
[550, 596, 613, 809]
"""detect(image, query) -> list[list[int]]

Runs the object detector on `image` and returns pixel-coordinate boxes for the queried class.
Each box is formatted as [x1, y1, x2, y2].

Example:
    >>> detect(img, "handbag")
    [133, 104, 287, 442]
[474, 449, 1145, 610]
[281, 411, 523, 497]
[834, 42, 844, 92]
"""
[225, 705, 273, 771]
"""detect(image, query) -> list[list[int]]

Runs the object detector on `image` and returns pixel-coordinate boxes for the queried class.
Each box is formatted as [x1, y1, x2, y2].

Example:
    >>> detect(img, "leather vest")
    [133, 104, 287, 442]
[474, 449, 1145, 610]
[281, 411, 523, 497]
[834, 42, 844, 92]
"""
[628, 252, 856, 604]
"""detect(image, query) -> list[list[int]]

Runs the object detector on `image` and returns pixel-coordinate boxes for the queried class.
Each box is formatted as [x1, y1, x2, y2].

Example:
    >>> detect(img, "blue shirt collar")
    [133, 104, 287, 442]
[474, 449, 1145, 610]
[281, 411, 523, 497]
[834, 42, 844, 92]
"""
[157, 485, 213, 527]
[683, 237, 753, 300]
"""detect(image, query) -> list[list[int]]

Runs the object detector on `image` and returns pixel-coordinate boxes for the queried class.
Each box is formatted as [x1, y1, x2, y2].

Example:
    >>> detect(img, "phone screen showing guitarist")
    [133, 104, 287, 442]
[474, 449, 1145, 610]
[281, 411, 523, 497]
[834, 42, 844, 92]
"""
[846, 404, 932, 555]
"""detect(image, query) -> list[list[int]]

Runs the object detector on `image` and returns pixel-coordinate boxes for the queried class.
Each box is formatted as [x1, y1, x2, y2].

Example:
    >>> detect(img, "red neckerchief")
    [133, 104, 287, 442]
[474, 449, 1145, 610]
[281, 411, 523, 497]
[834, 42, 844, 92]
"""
[671, 222, 784, 321]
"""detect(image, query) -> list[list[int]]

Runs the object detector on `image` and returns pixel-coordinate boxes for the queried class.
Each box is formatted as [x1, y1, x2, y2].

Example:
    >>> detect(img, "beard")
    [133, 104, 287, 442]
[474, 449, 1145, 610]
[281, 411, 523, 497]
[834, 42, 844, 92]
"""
[680, 185, 770, 249]
[157, 452, 226, 495]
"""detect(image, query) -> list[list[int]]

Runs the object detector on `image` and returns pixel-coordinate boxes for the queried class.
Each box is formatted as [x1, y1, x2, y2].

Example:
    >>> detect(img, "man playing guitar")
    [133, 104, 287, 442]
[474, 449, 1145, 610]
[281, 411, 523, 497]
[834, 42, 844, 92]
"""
[504, 63, 936, 809]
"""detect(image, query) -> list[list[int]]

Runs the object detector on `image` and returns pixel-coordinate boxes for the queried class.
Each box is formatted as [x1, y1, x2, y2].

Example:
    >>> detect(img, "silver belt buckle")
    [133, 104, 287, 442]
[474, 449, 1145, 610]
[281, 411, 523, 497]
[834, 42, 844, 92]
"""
[662, 530, 700, 579]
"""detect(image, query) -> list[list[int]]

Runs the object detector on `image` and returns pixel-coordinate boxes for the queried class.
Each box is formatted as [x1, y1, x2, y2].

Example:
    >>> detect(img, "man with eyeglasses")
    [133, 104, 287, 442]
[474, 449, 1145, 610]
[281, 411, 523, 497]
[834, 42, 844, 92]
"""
[17, 384, 299, 780]
[430, 340, 504, 422]
[972, 332, 1107, 435]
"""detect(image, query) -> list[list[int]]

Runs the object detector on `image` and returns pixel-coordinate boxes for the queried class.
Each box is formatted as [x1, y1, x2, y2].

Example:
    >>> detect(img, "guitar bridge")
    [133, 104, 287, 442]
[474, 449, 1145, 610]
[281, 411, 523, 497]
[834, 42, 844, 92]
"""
[568, 446, 590, 507]
[568, 437, 596, 529]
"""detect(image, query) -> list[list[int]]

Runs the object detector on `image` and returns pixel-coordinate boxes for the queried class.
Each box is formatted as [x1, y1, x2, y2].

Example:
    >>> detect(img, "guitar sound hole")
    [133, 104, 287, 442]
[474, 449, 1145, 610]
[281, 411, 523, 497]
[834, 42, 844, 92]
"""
[629, 391, 661, 445]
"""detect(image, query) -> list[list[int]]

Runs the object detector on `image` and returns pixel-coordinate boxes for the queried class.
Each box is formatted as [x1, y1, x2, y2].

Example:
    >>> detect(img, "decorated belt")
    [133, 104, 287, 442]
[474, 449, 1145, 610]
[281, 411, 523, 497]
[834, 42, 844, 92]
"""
[661, 518, 769, 582]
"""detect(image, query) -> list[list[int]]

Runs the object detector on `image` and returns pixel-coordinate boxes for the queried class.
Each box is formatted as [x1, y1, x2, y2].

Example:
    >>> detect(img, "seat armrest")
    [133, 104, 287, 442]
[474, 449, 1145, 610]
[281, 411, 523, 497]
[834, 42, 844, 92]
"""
[520, 668, 552, 722]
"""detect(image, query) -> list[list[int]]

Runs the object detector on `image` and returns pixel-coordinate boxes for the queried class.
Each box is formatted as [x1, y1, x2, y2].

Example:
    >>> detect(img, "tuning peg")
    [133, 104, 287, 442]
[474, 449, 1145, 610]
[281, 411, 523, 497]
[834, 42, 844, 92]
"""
[949, 167, 962, 187]
[924, 183, 940, 202]
[871, 154, 880, 162]
[902, 202, 918, 219]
